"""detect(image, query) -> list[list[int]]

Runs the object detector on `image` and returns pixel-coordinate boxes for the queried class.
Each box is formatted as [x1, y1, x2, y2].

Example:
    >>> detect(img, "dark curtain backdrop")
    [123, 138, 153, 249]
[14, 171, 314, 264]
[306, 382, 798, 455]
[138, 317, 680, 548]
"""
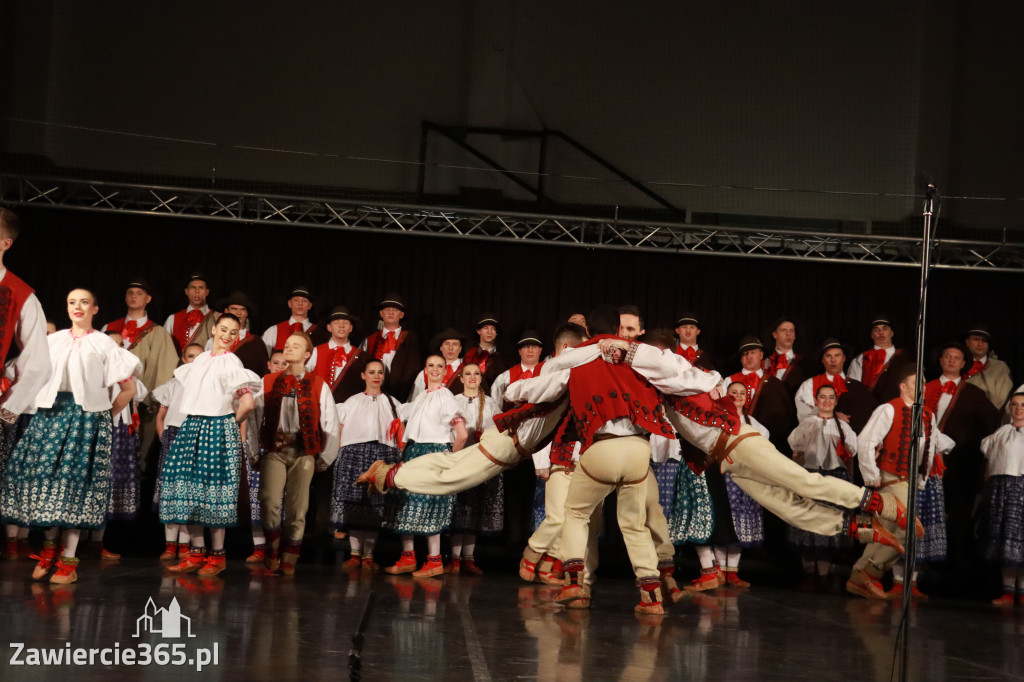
[11, 206, 1023, 382]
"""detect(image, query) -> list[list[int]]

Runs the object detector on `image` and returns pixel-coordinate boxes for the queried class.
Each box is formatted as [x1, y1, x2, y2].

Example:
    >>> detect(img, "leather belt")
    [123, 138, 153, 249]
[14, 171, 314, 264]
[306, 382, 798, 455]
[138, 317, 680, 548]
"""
[709, 430, 758, 465]
[274, 432, 298, 450]
[592, 432, 650, 443]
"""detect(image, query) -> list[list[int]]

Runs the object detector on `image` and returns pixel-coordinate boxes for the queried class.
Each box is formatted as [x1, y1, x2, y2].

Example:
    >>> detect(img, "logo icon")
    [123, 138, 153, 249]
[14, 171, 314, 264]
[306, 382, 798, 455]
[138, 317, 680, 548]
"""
[133, 597, 196, 639]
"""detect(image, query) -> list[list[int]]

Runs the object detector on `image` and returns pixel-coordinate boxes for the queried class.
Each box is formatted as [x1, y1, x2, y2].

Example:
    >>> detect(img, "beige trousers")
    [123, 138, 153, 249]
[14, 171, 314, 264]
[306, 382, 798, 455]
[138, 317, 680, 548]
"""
[259, 447, 315, 544]
[645, 472, 675, 563]
[527, 467, 602, 585]
[559, 436, 659, 579]
[390, 407, 568, 496]
[853, 471, 907, 576]
[720, 425, 867, 535]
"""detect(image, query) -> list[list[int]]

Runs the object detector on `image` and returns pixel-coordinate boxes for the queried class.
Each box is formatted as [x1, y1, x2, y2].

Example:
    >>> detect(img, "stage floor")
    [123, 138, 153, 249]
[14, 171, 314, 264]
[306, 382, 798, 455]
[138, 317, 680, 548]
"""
[1, 557, 1022, 681]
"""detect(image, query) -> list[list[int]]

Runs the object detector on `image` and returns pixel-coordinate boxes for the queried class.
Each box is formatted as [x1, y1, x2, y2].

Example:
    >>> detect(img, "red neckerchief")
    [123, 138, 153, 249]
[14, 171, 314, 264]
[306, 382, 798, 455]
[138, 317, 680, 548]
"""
[861, 348, 888, 387]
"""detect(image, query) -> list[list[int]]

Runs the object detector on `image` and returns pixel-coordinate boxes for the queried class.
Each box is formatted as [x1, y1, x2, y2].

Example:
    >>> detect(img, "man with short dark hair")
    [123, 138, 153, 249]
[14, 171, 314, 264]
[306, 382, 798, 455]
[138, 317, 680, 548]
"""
[164, 273, 211, 355]
[360, 293, 420, 400]
[795, 339, 879, 433]
[262, 286, 317, 354]
[963, 324, 1013, 408]
[848, 316, 914, 403]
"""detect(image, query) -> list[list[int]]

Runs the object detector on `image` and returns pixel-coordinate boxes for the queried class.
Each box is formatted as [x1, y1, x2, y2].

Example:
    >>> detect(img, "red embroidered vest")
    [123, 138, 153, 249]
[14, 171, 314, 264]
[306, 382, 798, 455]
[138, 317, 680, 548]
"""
[313, 342, 356, 385]
[550, 441, 577, 468]
[464, 346, 493, 375]
[558, 336, 675, 451]
[365, 329, 406, 359]
[877, 397, 932, 478]
[668, 392, 742, 436]
[728, 371, 761, 406]
[0, 271, 33, 366]
[171, 308, 205, 352]
[259, 371, 325, 455]
[273, 321, 316, 352]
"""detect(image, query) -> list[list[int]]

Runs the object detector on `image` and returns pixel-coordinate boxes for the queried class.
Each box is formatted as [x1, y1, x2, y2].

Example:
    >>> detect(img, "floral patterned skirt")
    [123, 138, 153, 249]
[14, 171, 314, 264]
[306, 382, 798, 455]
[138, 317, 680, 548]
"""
[450, 471, 504, 535]
[668, 463, 713, 546]
[332, 440, 402, 530]
[980, 475, 1024, 566]
[152, 425, 178, 512]
[787, 466, 856, 555]
[385, 442, 454, 536]
[0, 392, 112, 529]
[916, 474, 947, 564]
[107, 422, 140, 520]
[158, 414, 241, 528]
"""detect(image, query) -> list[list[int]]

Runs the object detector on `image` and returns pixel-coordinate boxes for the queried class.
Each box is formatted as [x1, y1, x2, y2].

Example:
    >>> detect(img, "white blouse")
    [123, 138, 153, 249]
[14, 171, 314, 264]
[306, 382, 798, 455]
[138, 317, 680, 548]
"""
[453, 392, 496, 437]
[981, 425, 1024, 477]
[788, 415, 858, 470]
[152, 377, 187, 429]
[34, 330, 141, 412]
[400, 386, 462, 444]
[337, 392, 403, 447]
[174, 351, 262, 417]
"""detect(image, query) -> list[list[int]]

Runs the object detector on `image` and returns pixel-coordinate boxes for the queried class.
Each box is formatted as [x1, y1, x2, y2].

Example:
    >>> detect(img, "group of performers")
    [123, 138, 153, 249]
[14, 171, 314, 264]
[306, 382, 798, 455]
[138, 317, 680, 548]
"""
[0, 206, 1022, 614]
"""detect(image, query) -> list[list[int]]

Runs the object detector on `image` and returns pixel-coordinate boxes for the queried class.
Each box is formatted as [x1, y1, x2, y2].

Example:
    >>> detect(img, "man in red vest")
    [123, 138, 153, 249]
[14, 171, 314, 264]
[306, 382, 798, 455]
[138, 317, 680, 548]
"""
[163, 272, 210, 355]
[261, 285, 316, 355]
[257, 332, 339, 575]
[795, 339, 879, 433]
[307, 306, 365, 396]
[490, 330, 544, 410]
[0, 208, 51, 427]
[848, 364, 942, 599]
[102, 277, 179, 463]
[673, 312, 715, 371]
[360, 293, 420, 401]
[848, 315, 914, 403]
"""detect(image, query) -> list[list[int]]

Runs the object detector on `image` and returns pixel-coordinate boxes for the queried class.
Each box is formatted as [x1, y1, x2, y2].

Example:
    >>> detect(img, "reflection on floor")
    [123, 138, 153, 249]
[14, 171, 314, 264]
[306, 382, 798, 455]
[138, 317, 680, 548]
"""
[1, 558, 1023, 681]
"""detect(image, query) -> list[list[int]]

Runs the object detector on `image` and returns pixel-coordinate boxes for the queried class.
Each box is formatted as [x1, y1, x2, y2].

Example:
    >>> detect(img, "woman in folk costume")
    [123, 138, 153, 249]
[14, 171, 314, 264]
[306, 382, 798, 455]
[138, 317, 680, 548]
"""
[0, 288, 140, 584]
[980, 393, 1024, 606]
[686, 381, 768, 592]
[787, 383, 859, 590]
[333, 360, 404, 571]
[86, 329, 149, 560]
[384, 354, 467, 578]
[152, 342, 203, 561]
[160, 313, 262, 577]
[448, 362, 504, 574]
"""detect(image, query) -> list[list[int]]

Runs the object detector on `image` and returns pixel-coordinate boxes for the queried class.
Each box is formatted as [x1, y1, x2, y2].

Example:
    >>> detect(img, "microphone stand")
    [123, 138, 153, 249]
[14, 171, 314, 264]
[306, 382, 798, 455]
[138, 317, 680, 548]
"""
[899, 184, 939, 682]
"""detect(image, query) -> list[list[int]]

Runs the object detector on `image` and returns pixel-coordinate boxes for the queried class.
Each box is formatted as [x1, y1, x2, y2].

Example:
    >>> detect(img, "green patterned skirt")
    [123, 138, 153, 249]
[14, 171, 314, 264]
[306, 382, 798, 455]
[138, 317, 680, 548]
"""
[385, 441, 454, 535]
[158, 414, 241, 527]
[668, 462, 714, 545]
[0, 392, 112, 529]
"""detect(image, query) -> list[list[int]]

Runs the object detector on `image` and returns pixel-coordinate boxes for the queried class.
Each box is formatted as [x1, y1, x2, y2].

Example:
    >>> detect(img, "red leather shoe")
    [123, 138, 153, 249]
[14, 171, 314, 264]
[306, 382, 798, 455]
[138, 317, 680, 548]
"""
[385, 551, 417, 575]
[724, 571, 750, 588]
[159, 542, 179, 561]
[538, 559, 564, 585]
[461, 559, 484, 575]
[100, 548, 121, 561]
[245, 547, 265, 564]
[361, 556, 380, 572]
[992, 591, 1016, 607]
[30, 542, 58, 580]
[444, 558, 461, 575]
[684, 570, 722, 593]
[846, 569, 886, 599]
[4, 538, 18, 561]
[412, 555, 444, 578]
[168, 549, 207, 574]
[50, 557, 79, 585]
[198, 553, 227, 577]
[341, 555, 363, 569]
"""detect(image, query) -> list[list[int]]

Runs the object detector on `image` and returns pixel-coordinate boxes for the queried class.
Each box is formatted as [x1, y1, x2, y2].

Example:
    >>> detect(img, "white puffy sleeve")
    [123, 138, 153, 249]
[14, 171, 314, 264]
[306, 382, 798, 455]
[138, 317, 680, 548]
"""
[151, 379, 177, 407]
[218, 357, 263, 398]
[104, 345, 143, 388]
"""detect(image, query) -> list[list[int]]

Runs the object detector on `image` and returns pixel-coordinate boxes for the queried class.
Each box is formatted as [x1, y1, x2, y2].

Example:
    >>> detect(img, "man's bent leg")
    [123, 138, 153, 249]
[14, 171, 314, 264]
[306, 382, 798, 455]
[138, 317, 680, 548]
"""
[725, 471, 848, 535]
[393, 428, 520, 495]
[645, 472, 674, 564]
[724, 428, 865, 510]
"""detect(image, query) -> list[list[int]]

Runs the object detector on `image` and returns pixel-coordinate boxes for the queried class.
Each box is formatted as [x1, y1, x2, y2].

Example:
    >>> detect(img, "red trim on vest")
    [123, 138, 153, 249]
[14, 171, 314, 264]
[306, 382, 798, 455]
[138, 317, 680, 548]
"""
[509, 362, 544, 384]
[924, 378, 965, 432]
[557, 335, 674, 451]
[259, 371, 325, 455]
[0, 271, 33, 367]
[877, 397, 932, 478]
[668, 392, 742, 436]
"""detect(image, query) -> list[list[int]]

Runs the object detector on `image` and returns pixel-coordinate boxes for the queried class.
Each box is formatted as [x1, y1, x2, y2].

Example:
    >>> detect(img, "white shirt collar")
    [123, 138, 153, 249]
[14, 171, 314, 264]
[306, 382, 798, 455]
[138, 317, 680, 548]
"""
[126, 312, 149, 324]
[186, 304, 209, 314]
[382, 326, 402, 336]
[288, 316, 311, 328]
[741, 368, 763, 377]
[940, 375, 961, 386]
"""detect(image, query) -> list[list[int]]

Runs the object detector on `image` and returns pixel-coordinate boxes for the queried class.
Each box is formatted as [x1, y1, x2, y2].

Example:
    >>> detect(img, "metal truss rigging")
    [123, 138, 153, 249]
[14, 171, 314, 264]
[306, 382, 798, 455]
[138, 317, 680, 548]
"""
[2, 174, 1022, 272]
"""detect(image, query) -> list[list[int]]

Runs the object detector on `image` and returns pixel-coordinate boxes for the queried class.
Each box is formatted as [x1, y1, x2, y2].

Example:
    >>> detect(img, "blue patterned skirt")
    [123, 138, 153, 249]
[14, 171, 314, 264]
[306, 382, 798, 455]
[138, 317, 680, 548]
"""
[787, 466, 856, 555]
[0, 392, 112, 529]
[451, 471, 504, 536]
[531, 478, 546, 532]
[152, 425, 179, 512]
[650, 460, 680, 513]
[916, 474, 947, 564]
[107, 422, 140, 520]
[981, 475, 1024, 566]
[725, 474, 764, 547]
[668, 463, 714, 545]
[332, 440, 402, 530]
[385, 442, 454, 536]
[158, 414, 241, 528]
[239, 441, 260, 526]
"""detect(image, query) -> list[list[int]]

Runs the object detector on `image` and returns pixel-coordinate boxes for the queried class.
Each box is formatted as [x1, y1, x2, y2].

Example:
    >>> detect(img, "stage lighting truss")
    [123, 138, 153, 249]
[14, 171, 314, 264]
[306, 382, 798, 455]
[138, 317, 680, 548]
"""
[3, 174, 1022, 272]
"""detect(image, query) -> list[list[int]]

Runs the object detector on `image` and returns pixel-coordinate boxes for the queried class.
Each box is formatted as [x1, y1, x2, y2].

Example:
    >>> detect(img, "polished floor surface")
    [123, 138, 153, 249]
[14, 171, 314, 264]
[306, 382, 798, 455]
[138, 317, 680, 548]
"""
[1, 555, 1022, 681]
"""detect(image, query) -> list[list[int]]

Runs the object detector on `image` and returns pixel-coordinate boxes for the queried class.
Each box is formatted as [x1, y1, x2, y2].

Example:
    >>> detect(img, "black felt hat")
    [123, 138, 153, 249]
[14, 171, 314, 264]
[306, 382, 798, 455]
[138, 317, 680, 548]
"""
[379, 293, 406, 311]
[517, 330, 543, 348]
[287, 285, 316, 303]
[217, 290, 258, 316]
[674, 312, 701, 329]
[737, 335, 764, 354]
